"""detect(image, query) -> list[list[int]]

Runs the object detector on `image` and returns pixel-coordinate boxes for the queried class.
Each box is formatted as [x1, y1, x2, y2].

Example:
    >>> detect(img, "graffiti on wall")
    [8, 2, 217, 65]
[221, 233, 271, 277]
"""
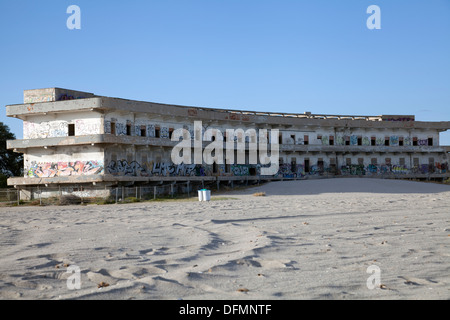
[104, 158, 448, 178]
[27, 161, 104, 178]
[106, 160, 213, 177]
[104, 121, 111, 134]
[75, 120, 101, 135]
[417, 139, 428, 146]
[390, 136, 399, 146]
[160, 127, 169, 139]
[231, 165, 250, 176]
[115, 123, 127, 136]
[24, 121, 68, 139]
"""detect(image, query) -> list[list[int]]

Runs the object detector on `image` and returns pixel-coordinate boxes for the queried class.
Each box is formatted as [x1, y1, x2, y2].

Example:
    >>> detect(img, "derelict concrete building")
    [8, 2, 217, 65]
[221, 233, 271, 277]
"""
[5, 88, 450, 197]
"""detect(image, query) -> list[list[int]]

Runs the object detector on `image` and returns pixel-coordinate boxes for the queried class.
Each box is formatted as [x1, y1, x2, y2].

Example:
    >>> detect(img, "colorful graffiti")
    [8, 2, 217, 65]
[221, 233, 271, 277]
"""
[347, 163, 448, 176]
[104, 159, 448, 178]
[27, 161, 104, 178]
[390, 136, 399, 146]
[106, 160, 213, 177]
[231, 165, 250, 176]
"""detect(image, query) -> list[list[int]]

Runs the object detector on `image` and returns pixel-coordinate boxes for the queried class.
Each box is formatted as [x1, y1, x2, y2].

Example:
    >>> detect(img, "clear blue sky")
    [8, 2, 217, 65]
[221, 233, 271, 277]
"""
[1, 0, 449, 143]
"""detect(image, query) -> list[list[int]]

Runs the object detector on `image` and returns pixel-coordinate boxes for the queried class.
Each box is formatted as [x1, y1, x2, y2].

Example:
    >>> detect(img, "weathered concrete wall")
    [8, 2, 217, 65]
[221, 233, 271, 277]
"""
[23, 111, 103, 139]
[23, 88, 95, 103]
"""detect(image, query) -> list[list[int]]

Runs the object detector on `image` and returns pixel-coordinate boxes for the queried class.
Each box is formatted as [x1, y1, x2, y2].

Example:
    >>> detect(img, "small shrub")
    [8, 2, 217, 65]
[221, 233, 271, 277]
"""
[59, 194, 82, 205]
[252, 192, 266, 197]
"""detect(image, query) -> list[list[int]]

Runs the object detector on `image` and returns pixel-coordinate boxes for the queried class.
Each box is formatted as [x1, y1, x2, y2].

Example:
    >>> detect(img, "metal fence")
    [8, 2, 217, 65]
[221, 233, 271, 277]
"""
[0, 189, 20, 206]
[0, 182, 210, 207]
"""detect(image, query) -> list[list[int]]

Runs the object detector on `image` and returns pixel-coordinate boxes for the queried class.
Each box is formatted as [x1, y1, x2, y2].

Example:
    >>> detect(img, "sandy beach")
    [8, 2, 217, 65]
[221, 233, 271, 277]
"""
[0, 178, 449, 300]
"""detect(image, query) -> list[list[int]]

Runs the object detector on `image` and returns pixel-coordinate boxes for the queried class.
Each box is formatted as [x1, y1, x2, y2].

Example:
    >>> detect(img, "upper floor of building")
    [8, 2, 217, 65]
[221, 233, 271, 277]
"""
[6, 88, 450, 153]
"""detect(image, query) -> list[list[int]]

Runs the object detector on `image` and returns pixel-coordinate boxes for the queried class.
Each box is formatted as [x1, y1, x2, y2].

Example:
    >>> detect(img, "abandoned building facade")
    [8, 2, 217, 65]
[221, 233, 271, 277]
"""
[5, 88, 450, 195]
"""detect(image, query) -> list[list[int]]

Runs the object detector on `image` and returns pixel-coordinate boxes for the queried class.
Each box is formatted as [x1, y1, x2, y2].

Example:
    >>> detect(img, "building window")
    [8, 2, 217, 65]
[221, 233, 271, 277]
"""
[111, 122, 116, 135]
[358, 137, 362, 146]
[385, 137, 390, 146]
[345, 137, 350, 146]
[413, 137, 418, 146]
[329, 136, 334, 145]
[318, 159, 324, 171]
[68, 123, 75, 136]
[399, 158, 406, 166]
[413, 158, 419, 166]
[155, 127, 161, 138]
[304, 159, 310, 172]
[291, 134, 296, 144]
[371, 158, 378, 165]
[399, 137, 404, 146]
[140, 126, 146, 137]
[428, 137, 433, 146]
[371, 137, 376, 146]
[385, 158, 391, 165]
[346, 158, 352, 166]
[304, 135, 309, 145]
[358, 158, 364, 166]
[126, 124, 132, 136]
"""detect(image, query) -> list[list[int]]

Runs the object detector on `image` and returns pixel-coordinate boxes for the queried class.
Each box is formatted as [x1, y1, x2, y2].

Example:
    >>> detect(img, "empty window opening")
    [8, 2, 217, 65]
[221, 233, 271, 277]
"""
[399, 137, 404, 146]
[318, 159, 324, 171]
[329, 136, 334, 145]
[291, 134, 296, 144]
[126, 124, 132, 136]
[345, 137, 350, 146]
[155, 127, 161, 138]
[279, 133, 283, 144]
[385, 137, 390, 146]
[110, 122, 116, 135]
[140, 126, 146, 137]
[169, 128, 174, 139]
[303, 135, 309, 145]
[291, 158, 297, 172]
[428, 137, 433, 146]
[413, 137, 418, 146]
[304, 159, 310, 173]
[68, 123, 75, 136]
[358, 137, 362, 146]
[371, 137, 376, 146]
